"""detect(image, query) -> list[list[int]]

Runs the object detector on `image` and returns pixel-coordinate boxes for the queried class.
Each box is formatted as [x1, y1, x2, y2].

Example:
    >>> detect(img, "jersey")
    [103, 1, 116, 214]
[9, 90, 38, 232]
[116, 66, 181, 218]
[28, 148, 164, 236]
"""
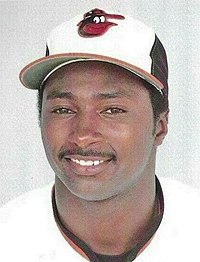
[0, 177, 200, 261]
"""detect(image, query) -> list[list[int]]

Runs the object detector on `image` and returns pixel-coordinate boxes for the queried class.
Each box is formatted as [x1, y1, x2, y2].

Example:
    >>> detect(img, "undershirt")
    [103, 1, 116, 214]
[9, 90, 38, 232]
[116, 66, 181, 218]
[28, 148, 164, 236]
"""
[52, 176, 164, 262]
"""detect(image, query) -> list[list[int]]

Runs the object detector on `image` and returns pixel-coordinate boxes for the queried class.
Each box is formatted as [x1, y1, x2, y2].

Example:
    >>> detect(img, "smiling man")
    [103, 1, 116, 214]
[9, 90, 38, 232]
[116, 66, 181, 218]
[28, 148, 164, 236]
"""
[41, 61, 165, 203]
[1, 8, 200, 262]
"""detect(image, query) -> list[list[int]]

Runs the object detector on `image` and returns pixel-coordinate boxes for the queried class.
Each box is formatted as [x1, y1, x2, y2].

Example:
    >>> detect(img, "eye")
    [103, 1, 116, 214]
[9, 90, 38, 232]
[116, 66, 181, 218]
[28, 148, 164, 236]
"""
[102, 107, 127, 115]
[93, 16, 100, 23]
[100, 16, 106, 22]
[51, 107, 75, 115]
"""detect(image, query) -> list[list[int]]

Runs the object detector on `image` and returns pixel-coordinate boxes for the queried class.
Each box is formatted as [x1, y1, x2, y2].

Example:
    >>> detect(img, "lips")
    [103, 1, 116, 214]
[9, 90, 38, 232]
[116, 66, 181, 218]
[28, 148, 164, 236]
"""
[58, 146, 116, 176]
[71, 158, 105, 166]
[62, 155, 114, 177]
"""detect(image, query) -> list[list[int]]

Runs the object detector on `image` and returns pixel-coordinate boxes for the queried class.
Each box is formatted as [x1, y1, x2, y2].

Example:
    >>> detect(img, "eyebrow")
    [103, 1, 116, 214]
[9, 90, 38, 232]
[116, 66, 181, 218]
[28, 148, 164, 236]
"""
[46, 90, 133, 101]
[95, 90, 133, 100]
[47, 91, 75, 100]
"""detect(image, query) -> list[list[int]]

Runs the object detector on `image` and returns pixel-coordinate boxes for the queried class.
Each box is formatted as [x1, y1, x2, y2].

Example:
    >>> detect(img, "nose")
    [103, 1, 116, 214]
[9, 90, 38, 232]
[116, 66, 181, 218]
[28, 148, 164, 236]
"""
[69, 112, 103, 149]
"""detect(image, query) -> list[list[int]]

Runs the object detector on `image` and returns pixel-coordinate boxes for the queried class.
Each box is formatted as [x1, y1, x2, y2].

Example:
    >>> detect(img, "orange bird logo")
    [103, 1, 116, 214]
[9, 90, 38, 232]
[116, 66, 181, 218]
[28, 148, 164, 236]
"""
[77, 8, 125, 38]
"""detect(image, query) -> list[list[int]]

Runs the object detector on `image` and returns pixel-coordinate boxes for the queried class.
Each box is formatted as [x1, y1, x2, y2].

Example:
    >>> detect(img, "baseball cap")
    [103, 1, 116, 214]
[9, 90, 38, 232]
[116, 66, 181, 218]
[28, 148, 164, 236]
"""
[19, 8, 168, 98]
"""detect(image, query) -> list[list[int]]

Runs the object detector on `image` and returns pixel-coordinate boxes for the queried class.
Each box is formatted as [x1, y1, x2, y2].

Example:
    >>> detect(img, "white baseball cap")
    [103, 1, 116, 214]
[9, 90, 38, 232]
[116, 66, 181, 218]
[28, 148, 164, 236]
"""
[19, 8, 168, 98]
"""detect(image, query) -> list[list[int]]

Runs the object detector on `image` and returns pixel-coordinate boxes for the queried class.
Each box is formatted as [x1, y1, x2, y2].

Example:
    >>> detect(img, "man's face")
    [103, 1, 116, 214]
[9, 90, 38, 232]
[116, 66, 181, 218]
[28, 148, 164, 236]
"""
[41, 61, 164, 201]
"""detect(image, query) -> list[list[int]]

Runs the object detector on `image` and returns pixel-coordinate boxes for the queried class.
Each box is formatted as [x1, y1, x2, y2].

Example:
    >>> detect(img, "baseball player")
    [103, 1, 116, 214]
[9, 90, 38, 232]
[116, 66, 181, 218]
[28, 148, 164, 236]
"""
[1, 8, 200, 262]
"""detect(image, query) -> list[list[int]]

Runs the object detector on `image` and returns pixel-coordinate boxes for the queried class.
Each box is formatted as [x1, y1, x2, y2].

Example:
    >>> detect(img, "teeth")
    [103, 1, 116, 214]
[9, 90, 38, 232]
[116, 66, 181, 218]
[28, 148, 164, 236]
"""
[71, 159, 104, 166]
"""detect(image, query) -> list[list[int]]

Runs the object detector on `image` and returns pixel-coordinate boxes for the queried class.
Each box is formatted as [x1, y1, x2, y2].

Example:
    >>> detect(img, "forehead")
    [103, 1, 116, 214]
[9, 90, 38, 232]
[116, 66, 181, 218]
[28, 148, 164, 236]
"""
[42, 61, 147, 97]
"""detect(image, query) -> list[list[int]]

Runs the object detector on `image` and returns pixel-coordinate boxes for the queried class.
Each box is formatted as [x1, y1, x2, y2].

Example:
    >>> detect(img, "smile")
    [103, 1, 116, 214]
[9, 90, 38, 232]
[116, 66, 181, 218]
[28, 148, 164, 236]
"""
[63, 156, 115, 177]
[70, 159, 104, 166]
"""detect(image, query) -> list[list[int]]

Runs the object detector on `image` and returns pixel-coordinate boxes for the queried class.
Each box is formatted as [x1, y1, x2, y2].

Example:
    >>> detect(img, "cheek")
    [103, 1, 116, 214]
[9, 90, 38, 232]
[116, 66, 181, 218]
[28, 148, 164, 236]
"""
[107, 120, 154, 165]
[41, 117, 65, 161]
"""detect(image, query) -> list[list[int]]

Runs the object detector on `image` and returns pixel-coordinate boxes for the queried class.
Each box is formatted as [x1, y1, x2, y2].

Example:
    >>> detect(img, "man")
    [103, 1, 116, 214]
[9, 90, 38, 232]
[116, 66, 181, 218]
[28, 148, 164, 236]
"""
[0, 8, 200, 262]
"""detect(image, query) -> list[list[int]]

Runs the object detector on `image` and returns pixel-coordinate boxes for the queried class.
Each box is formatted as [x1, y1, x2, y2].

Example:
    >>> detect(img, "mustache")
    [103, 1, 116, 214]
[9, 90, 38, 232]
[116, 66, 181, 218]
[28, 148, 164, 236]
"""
[58, 147, 116, 161]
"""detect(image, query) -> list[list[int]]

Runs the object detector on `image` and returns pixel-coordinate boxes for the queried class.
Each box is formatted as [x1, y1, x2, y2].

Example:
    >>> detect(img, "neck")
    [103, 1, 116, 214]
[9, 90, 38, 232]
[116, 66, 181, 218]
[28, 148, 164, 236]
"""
[54, 172, 156, 255]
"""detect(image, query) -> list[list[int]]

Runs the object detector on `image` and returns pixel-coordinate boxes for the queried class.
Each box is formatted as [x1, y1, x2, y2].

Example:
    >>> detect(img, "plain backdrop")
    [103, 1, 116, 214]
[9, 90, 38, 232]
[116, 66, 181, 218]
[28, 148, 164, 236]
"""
[1, 0, 200, 206]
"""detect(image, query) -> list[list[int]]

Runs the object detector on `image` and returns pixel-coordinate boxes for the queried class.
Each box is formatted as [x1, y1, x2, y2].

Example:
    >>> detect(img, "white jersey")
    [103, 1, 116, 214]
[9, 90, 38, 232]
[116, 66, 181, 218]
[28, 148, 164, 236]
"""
[0, 177, 200, 261]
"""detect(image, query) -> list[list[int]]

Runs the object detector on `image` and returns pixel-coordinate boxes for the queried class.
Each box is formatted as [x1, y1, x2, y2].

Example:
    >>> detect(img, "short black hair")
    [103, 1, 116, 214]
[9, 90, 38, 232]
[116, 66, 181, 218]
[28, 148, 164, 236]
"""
[38, 86, 43, 121]
[141, 79, 169, 121]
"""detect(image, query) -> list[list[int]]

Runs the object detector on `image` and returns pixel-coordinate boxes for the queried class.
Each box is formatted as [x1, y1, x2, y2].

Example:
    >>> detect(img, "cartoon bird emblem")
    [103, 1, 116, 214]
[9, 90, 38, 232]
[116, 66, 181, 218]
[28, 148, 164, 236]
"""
[77, 8, 125, 37]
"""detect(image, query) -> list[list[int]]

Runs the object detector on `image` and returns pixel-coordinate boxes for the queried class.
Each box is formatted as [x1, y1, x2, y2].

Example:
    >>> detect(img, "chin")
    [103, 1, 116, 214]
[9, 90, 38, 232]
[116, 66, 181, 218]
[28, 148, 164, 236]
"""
[56, 173, 122, 202]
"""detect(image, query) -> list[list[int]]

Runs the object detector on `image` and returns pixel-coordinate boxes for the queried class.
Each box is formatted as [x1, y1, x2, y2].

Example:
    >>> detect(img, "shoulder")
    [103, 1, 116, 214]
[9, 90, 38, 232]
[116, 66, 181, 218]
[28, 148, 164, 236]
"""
[152, 177, 200, 260]
[160, 176, 200, 211]
[0, 184, 53, 223]
[137, 177, 200, 261]
[0, 184, 87, 261]
[159, 176, 200, 229]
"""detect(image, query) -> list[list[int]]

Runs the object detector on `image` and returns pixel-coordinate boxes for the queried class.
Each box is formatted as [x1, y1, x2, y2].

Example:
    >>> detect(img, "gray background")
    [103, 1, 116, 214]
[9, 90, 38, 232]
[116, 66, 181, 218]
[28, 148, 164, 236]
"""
[1, 0, 200, 206]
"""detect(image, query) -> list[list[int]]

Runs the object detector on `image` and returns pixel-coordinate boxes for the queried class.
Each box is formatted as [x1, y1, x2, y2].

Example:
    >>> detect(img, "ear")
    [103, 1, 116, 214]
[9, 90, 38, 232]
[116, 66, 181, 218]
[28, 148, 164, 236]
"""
[154, 110, 169, 146]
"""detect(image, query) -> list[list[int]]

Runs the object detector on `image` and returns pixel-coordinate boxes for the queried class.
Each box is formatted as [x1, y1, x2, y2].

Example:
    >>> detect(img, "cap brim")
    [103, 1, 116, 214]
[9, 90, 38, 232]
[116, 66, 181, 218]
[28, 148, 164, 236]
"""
[19, 53, 164, 93]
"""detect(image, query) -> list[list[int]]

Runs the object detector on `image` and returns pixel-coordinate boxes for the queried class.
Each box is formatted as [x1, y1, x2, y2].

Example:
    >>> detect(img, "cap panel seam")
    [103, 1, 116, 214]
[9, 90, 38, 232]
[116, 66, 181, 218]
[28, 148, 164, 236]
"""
[150, 34, 158, 76]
